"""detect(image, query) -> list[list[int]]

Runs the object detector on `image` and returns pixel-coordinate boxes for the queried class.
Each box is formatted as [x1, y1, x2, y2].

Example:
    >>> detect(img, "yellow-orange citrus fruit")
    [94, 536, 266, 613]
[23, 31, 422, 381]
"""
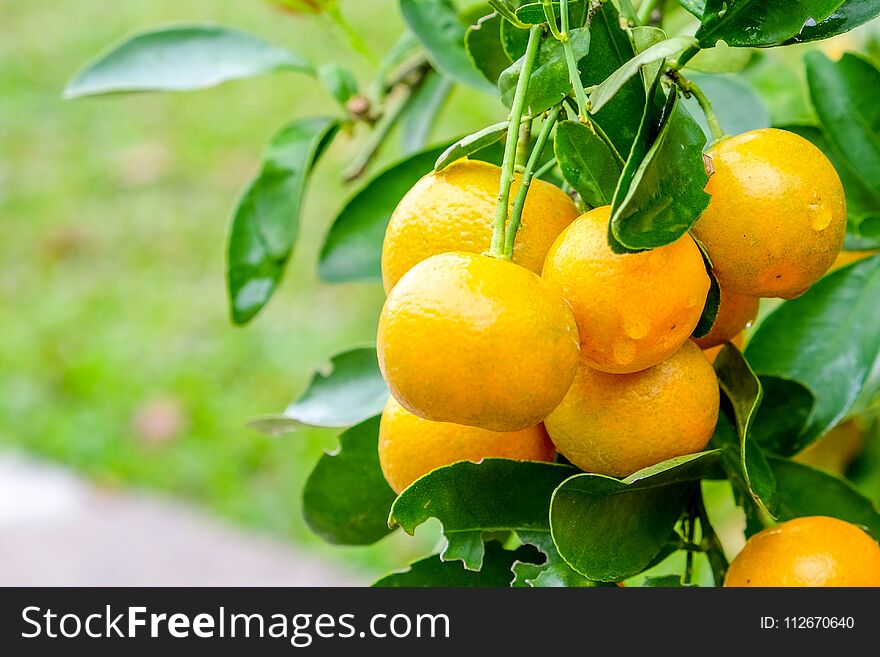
[381, 159, 579, 292]
[692, 128, 846, 299]
[544, 341, 719, 477]
[378, 397, 556, 494]
[542, 206, 710, 374]
[831, 249, 879, 272]
[794, 420, 864, 476]
[702, 332, 745, 364]
[377, 251, 580, 432]
[725, 516, 880, 587]
[693, 290, 759, 350]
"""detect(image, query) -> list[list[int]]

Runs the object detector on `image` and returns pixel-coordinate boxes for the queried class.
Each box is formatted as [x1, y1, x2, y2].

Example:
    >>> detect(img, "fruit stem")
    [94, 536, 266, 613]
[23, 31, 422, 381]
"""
[636, 0, 660, 26]
[668, 69, 725, 142]
[490, 25, 543, 259]
[558, 0, 591, 121]
[503, 104, 562, 259]
[488, 0, 531, 29]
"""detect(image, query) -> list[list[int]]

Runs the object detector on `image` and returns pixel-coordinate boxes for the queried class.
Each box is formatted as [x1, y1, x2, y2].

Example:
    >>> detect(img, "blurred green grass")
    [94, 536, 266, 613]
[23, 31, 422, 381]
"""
[0, 0, 500, 577]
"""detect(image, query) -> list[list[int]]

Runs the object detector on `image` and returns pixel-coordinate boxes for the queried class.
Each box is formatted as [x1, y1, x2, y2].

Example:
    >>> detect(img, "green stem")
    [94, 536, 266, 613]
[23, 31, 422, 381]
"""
[488, 0, 531, 29]
[542, 0, 565, 41]
[559, 0, 590, 121]
[670, 69, 725, 142]
[671, 43, 701, 70]
[503, 104, 562, 258]
[533, 157, 558, 179]
[696, 491, 729, 586]
[490, 25, 543, 258]
[636, 0, 660, 25]
[342, 85, 412, 181]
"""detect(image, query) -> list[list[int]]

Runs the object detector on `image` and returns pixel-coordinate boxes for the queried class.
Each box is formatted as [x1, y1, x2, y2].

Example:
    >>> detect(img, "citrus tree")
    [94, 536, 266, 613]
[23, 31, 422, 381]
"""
[66, 0, 880, 586]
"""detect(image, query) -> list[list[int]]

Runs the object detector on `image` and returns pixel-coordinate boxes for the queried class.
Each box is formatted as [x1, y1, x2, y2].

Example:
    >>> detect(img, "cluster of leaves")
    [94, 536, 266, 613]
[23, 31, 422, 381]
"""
[66, 0, 880, 585]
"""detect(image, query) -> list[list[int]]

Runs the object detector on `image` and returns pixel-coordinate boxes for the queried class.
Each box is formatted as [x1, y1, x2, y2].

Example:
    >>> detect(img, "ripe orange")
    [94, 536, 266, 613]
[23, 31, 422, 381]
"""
[377, 252, 580, 432]
[725, 516, 880, 587]
[544, 341, 719, 478]
[693, 290, 759, 350]
[692, 128, 846, 299]
[381, 159, 578, 292]
[542, 206, 709, 374]
[378, 397, 556, 494]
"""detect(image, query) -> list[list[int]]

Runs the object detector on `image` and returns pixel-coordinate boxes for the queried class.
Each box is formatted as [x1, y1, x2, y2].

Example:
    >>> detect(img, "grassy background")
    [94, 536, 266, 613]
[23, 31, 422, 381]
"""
[0, 0, 500, 577]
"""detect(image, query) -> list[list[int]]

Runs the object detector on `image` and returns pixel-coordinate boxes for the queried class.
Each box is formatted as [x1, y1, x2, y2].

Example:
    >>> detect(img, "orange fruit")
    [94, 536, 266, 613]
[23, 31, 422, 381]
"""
[692, 128, 846, 299]
[702, 332, 745, 364]
[378, 397, 556, 494]
[693, 290, 759, 350]
[725, 516, 880, 587]
[542, 206, 710, 374]
[544, 341, 719, 478]
[377, 251, 580, 432]
[381, 159, 579, 292]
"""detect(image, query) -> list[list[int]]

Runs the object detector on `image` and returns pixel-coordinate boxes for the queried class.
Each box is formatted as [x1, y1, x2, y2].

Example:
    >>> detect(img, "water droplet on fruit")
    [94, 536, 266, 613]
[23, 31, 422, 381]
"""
[613, 339, 636, 365]
[623, 316, 650, 340]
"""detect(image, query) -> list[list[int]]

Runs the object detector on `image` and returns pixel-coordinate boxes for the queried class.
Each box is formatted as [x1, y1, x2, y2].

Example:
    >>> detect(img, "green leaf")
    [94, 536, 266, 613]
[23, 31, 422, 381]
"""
[643, 574, 695, 587]
[692, 248, 721, 339]
[465, 12, 511, 84]
[768, 456, 880, 535]
[515, 1, 588, 24]
[64, 24, 311, 98]
[401, 71, 455, 154]
[682, 73, 770, 139]
[695, 0, 846, 47]
[399, 0, 494, 91]
[499, 28, 591, 114]
[302, 417, 397, 545]
[805, 52, 880, 202]
[553, 120, 622, 207]
[318, 140, 503, 283]
[227, 117, 340, 324]
[513, 532, 609, 587]
[588, 36, 697, 115]
[677, 0, 706, 17]
[750, 377, 816, 456]
[610, 88, 711, 251]
[390, 459, 577, 570]
[746, 255, 880, 444]
[713, 345, 778, 515]
[435, 121, 508, 172]
[248, 347, 387, 435]
[317, 63, 359, 106]
[373, 542, 542, 587]
[578, 2, 646, 157]
[785, 125, 880, 250]
[784, 0, 880, 44]
[550, 451, 722, 582]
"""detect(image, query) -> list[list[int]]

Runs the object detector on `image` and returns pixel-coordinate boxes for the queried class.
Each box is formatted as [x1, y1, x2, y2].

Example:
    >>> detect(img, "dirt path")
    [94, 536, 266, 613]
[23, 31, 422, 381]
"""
[0, 452, 362, 586]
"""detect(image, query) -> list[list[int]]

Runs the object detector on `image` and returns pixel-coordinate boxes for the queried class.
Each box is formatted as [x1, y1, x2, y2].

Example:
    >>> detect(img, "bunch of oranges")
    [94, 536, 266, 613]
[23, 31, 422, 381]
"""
[374, 127, 880, 585]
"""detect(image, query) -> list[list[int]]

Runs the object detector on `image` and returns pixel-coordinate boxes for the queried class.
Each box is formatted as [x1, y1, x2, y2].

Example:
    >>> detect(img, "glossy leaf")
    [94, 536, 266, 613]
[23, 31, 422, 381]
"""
[390, 459, 577, 570]
[258, 347, 387, 433]
[227, 117, 340, 324]
[550, 451, 722, 582]
[746, 255, 880, 444]
[554, 120, 622, 208]
[465, 12, 511, 84]
[64, 24, 311, 98]
[784, 0, 880, 44]
[302, 417, 397, 545]
[499, 28, 591, 114]
[401, 71, 454, 154]
[317, 63, 359, 106]
[805, 52, 880, 202]
[577, 2, 646, 156]
[318, 141, 503, 283]
[435, 121, 508, 171]
[682, 73, 770, 139]
[750, 377, 816, 456]
[512, 532, 609, 587]
[677, 0, 706, 17]
[400, 0, 493, 91]
[692, 247, 720, 339]
[610, 88, 711, 251]
[373, 542, 542, 587]
[768, 457, 880, 536]
[695, 0, 845, 47]
[588, 36, 697, 115]
[713, 344, 778, 515]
